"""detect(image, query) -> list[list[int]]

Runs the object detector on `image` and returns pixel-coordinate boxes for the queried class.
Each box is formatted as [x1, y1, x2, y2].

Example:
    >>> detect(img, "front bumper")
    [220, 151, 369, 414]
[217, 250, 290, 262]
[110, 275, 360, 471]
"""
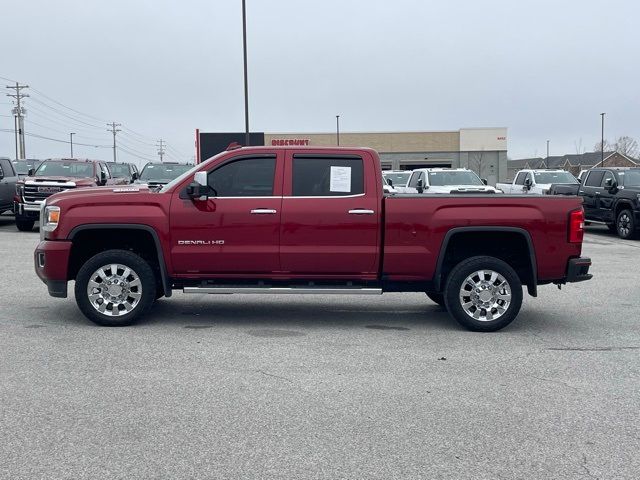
[565, 257, 593, 283]
[34, 240, 73, 298]
[14, 201, 42, 218]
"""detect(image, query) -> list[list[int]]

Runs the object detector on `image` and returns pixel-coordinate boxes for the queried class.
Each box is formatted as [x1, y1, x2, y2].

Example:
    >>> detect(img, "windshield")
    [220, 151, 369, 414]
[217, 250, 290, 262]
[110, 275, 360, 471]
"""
[35, 161, 95, 178]
[533, 171, 578, 184]
[383, 172, 411, 186]
[620, 170, 640, 187]
[428, 171, 483, 186]
[140, 163, 192, 182]
[159, 153, 226, 192]
[108, 163, 131, 177]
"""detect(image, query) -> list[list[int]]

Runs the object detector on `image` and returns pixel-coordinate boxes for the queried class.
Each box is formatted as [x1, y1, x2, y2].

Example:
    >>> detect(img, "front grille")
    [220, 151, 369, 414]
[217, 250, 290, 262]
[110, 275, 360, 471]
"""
[24, 184, 76, 203]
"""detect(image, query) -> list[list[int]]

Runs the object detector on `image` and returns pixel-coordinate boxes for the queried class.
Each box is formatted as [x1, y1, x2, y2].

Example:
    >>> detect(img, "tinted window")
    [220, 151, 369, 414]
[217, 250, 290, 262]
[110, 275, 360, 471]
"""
[208, 157, 276, 197]
[0, 159, 15, 176]
[292, 157, 364, 196]
[584, 171, 605, 187]
[514, 172, 527, 185]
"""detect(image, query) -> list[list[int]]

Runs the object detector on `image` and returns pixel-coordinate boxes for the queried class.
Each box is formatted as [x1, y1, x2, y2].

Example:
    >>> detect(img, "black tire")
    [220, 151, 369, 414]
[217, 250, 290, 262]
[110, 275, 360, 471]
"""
[616, 209, 637, 239]
[74, 249, 157, 326]
[16, 217, 35, 232]
[444, 256, 523, 332]
[426, 292, 445, 307]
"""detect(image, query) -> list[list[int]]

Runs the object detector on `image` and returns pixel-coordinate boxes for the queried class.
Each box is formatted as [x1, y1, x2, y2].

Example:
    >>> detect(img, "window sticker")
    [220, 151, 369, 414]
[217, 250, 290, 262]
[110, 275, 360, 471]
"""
[330, 166, 351, 192]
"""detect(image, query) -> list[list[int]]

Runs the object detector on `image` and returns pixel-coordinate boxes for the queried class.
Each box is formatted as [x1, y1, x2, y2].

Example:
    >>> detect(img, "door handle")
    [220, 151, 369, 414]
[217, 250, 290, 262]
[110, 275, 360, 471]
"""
[250, 208, 277, 214]
[348, 209, 375, 215]
[595, 192, 600, 195]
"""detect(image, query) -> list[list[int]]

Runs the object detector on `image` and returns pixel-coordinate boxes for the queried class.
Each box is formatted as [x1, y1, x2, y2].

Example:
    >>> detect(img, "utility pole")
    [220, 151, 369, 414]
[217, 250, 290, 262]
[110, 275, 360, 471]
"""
[242, 0, 250, 147]
[70, 133, 75, 158]
[600, 113, 606, 167]
[336, 115, 340, 146]
[156, 139, 165, 163]
[107, 122, 121, 163]
[6, 82, 29, 159]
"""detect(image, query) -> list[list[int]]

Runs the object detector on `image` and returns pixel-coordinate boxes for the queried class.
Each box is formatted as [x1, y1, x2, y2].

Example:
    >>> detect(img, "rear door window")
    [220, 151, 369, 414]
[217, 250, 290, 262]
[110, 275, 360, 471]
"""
[0, 159, 15, 177]
[292, 156, 364, 196]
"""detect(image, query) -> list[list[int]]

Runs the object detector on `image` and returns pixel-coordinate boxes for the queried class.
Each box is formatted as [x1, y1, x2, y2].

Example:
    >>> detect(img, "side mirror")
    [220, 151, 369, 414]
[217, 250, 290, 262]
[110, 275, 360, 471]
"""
[387, 178, 393, 187]
[100, 171, 107, 185]
[604, 178, 618, 192]
[524, 178, 532, 189]
[187, 171, 210, 200]
[0, 167, 4, 180]
[131, 171, 139, 182]
[481, 178, 488, 185]
[416, 178, 425, 194]
[27, 168, 35, 176]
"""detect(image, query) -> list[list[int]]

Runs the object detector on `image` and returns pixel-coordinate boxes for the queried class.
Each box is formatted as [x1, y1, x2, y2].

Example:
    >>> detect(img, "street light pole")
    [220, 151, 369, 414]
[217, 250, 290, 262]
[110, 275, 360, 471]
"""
[600, 113, 606, 167]
[336, 115, 340, 146]
[546, 140, 549, 168]
[70, 133, 75, 158]
[242, 0, 250, 147]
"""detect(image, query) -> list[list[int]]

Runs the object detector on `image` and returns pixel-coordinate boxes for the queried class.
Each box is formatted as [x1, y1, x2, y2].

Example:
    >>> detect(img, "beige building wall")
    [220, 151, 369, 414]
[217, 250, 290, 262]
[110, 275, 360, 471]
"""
[265, 131, 460, 153]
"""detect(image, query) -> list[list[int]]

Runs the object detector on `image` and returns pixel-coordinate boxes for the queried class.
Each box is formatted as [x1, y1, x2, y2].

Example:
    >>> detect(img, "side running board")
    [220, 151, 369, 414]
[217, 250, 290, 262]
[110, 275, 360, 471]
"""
[183, 286, 383, 295]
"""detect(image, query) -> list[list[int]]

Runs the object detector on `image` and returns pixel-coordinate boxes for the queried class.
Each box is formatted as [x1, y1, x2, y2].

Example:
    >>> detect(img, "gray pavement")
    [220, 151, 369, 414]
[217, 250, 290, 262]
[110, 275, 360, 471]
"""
[0, 213, 639, 479]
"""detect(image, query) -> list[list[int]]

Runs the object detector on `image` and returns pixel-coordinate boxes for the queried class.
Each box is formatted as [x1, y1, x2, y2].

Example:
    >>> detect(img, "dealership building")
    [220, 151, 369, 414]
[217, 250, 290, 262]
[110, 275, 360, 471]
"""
[197, 127, 508, 184]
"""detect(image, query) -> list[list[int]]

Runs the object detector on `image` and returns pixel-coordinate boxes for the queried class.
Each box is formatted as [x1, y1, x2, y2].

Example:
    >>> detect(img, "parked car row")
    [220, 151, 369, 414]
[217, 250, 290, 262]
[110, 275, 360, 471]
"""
[1, 157, 192, 231]
[383, 168, 500, 194]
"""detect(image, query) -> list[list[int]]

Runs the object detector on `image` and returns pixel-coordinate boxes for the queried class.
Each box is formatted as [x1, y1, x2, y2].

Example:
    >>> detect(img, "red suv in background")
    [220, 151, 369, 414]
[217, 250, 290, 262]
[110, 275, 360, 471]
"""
[14, 158, 128, 231]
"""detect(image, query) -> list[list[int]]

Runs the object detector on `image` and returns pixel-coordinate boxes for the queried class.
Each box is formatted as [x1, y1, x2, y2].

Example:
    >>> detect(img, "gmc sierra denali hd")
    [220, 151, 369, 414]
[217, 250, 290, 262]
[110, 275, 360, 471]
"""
[34, 146, 592, 332]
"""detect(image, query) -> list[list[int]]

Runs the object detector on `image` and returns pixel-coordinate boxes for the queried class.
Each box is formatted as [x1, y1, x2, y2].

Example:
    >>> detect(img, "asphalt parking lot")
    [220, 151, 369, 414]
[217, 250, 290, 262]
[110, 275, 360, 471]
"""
[0, 213, 639, 480]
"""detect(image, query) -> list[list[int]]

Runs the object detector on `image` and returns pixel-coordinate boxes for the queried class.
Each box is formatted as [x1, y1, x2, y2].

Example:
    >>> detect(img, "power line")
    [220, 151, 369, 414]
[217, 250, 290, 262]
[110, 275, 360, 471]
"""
[29, 87, 109, 123]
[29, 96, 104, 129]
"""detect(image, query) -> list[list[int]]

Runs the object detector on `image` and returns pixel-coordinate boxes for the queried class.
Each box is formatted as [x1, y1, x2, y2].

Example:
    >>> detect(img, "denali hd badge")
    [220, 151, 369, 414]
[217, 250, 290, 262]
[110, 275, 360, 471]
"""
[178, 240, 225, 245]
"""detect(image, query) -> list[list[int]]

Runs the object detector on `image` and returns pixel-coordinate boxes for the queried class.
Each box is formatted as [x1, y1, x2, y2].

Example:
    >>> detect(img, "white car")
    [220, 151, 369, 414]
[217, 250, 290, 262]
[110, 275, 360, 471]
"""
[382, 170, 412, 191]
[496, 169, 579, 195]
[400, 168, 501, 194]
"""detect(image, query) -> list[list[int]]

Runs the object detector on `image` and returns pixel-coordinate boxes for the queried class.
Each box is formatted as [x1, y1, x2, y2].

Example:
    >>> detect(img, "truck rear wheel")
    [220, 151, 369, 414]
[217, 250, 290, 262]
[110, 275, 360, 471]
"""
[444, 256, 523, 332]
[16, 217, 35, 232]
[74, 249, 156, 326]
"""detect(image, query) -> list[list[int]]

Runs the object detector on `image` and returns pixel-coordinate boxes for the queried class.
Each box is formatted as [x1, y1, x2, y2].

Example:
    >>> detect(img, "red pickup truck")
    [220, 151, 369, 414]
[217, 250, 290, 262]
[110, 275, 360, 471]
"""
[34, 146, 591, 331]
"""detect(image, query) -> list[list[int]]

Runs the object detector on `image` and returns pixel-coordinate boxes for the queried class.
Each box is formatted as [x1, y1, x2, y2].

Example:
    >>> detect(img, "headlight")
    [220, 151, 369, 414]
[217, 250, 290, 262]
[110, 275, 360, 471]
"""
[16, 184, 24, 196]
[42, 206, 61, 233]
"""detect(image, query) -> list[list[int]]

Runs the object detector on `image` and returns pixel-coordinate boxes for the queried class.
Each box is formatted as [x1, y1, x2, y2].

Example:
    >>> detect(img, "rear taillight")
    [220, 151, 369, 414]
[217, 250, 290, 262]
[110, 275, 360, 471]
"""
[569, 208, 584, 243]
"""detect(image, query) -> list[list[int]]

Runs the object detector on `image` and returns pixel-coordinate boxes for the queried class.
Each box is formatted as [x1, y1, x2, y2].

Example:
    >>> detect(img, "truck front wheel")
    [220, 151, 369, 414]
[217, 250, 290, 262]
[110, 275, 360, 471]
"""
[74, 249, 157, 326]
[616, 209, 637, 239]
[15, 217, 35, 232]
[444, 256, 523, 332]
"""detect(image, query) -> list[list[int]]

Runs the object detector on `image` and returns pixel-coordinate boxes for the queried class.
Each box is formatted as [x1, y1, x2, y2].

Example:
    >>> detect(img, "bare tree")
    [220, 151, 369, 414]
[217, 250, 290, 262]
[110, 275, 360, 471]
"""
[574, 138, 585, 154]
[613, 136, 639, 158]
[594, 139, 613, 152]
[469, 150, 484, 177]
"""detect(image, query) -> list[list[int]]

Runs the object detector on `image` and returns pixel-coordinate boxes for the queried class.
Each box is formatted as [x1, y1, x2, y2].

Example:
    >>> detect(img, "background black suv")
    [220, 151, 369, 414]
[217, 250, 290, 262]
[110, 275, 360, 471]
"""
[578, 167, 640, 239]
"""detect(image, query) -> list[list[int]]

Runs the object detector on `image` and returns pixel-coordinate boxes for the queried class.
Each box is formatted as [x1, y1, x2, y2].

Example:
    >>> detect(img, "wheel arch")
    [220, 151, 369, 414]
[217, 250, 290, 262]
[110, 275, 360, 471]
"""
[68, 224, 171, 297]
[434, 227, 537, 297]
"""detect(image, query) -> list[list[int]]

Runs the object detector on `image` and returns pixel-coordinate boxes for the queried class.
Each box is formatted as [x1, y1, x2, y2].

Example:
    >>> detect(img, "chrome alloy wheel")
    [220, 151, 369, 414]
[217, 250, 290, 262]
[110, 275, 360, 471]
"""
[459, 269, 512, 322]
[618, 212, 631, 237]
[86, 264, 142, 316]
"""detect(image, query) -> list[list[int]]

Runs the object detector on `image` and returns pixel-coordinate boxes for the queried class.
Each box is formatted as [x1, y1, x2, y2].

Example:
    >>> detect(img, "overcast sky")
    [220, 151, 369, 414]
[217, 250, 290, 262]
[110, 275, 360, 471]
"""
[1, 0, 639, 164]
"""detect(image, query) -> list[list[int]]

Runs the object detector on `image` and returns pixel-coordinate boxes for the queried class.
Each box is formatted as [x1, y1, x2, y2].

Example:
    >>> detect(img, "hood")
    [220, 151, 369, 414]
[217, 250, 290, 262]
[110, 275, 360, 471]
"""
[428, 185, 499, 194]
[46, 184, 152, 203]
[25, 176, 97, 187]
